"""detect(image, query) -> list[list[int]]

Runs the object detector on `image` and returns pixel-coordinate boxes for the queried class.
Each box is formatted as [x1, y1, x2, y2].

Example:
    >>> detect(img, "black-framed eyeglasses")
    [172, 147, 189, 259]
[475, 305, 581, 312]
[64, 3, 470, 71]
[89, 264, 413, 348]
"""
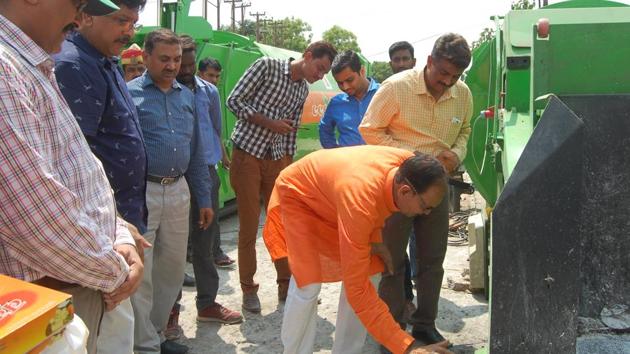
[404, 177, 432, 212]
[108, 14, 143, 31]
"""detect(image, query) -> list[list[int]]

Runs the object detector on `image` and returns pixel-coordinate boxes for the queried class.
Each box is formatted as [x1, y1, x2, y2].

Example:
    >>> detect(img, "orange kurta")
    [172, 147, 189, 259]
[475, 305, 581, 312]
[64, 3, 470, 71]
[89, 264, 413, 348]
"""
[263, 145, 415, 354]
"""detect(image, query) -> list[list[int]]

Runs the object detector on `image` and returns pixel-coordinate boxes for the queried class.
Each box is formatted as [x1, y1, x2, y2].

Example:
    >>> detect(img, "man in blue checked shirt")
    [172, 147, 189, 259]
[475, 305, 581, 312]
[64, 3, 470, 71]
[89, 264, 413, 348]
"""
[127, 28, 213, 354]
[318, 50, 380, 149]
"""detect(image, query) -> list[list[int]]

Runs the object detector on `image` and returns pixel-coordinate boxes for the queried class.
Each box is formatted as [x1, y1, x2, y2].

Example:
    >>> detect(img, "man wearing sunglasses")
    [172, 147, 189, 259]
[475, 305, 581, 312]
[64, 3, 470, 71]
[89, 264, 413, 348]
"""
[0, 0, 144, 353]
[53, 0, 148, 353]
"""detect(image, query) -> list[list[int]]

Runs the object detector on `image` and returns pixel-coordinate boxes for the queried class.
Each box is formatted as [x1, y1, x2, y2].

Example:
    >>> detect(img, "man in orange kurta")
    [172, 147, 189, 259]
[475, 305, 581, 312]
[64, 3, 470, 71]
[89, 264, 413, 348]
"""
[263, 145, 452, 354]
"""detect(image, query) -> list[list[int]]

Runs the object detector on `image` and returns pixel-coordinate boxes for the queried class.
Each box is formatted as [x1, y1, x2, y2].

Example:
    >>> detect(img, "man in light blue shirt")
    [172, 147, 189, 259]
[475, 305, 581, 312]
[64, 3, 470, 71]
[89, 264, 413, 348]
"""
[318, 50, 379, 148]
[128, 28, 212, 354]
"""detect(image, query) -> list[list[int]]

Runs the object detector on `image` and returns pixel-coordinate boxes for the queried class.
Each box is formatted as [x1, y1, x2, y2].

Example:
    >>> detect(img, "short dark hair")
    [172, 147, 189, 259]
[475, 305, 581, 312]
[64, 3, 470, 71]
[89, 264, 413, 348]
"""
[143, 28, 180, 54]
[113, 0, 147, 10]
[199, 57, 222, 72]
[388, 41, 414, 60]
[331, 50, 361, 75]
[431, 33, 471, 69]
[304, 41, 337, 63]
[179, 34, 196, 54]
[396, 152, 447, 194]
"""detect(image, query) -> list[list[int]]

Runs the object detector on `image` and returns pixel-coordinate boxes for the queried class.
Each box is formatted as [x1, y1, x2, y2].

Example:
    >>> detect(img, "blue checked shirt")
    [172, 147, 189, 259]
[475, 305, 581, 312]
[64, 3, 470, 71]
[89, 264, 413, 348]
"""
[54, 32, 148, 233]
[319, 78, 380, 149]
[127, 73, 212, 208]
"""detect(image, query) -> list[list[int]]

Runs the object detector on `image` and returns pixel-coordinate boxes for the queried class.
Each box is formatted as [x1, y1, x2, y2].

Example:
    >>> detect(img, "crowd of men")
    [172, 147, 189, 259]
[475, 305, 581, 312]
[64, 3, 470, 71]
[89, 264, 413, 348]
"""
[0, 0, 472, 353]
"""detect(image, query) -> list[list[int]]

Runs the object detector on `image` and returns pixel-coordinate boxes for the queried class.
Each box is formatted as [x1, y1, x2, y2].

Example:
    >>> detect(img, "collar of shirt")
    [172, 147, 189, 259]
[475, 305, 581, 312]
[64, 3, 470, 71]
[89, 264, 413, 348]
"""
[284, 58, 295, 79]
[383, 167, 400, 213]
[414, 67, 457, 101]
[141, 72, 183, 91]
[0, 14, 51, 68]
[340, 77, 380, 103]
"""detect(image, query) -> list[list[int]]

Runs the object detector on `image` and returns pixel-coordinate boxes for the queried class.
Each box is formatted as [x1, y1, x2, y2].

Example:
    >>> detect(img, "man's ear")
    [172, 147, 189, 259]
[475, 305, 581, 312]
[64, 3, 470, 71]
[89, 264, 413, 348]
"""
[79, 12, 94, 28]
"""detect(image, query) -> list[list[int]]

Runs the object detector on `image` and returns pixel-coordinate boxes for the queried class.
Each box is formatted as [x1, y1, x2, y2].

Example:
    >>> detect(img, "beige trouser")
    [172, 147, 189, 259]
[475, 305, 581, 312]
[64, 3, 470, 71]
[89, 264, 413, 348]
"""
[131, 178, 190, 354]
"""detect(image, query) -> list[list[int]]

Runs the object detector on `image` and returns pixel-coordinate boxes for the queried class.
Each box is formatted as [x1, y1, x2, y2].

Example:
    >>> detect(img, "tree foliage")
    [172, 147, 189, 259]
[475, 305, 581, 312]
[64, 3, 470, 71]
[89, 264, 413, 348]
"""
[322, 25, 361, 53]
[220, 17, 313, 52]
[371, 61, 392, 84]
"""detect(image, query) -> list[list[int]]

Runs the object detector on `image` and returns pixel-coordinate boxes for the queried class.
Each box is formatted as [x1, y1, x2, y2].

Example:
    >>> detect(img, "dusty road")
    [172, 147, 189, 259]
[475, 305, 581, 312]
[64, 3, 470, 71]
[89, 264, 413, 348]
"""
[178, 193, 488, 353]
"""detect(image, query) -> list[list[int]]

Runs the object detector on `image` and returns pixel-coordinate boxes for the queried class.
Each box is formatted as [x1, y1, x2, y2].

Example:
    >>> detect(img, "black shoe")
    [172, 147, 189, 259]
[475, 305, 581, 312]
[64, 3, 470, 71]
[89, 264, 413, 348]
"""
[160, 339, 189, 354]
[183, 273, 196, 287]
[412, 327, 447, 345]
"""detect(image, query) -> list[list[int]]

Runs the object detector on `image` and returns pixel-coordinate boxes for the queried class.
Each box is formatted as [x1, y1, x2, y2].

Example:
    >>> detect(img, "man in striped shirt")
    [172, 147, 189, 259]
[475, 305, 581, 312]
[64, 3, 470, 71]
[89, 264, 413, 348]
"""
[0, 0, 143, 353]
[227, 41, 337, 313]
[360, 33, 473, 348]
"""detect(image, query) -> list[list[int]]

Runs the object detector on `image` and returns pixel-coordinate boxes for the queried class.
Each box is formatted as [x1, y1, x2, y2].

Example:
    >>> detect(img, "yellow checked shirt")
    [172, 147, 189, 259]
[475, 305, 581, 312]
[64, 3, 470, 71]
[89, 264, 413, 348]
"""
[359, 67, 473, 162]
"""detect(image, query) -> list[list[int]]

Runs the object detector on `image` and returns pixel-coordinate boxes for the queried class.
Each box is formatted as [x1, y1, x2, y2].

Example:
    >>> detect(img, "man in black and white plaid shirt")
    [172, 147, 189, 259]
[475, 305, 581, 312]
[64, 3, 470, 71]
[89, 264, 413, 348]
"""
[227, 41, 337, 314]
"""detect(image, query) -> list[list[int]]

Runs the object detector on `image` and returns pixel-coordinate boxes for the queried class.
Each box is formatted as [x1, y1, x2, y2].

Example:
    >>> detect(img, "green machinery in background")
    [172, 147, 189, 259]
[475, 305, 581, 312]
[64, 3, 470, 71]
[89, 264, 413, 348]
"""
[464, 0, 630, 352]
[134, 0, 367, 208]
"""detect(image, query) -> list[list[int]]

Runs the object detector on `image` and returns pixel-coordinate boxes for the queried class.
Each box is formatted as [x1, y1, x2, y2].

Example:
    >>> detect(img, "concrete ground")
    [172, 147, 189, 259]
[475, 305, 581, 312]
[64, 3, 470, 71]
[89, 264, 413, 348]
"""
[177, 192, 489, 353]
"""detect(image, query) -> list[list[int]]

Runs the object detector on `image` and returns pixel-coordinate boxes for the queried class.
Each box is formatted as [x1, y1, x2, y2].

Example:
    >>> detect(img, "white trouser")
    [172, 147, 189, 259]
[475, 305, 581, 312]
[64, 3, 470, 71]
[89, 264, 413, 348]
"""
[96, 298, 134, 354]
[281, 275, 380, 354]
[131, 178, 191, 353]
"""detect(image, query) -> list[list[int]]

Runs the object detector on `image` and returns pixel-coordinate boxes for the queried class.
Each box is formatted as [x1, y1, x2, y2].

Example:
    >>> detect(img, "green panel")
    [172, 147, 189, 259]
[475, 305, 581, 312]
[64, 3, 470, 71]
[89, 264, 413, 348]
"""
[464, 40, 500, 205]
[531, 22, 630, 103]
[504, 69, 530, 113]
[501, 111, 533, 180]
[506, 6, 630, 49]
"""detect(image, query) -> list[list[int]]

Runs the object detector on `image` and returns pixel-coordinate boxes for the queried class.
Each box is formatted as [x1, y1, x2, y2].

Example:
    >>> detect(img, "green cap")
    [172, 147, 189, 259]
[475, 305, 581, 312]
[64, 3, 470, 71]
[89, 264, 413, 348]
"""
[83, 0, 119, 16]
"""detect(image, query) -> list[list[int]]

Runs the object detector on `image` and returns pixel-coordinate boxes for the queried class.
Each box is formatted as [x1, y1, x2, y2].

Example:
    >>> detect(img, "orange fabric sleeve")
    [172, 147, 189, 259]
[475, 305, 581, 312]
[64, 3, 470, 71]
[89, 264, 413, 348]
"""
[336, 188, 414, 354]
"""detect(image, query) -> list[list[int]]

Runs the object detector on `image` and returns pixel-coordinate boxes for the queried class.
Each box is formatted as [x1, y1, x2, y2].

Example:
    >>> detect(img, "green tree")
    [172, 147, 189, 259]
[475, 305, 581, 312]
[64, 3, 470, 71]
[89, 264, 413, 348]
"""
[371, 61, 391, 83]
[322, 25, 361, 53]
[219, 19, 256, 38]
[261, 17, 313, 52]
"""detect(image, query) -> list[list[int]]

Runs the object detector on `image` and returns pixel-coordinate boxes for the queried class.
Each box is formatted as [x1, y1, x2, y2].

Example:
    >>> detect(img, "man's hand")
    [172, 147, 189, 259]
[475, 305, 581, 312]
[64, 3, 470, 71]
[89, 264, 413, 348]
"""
[436, 150, 460, 174]
[221, 143, 231, 170]
[370, 243, 393, 275]
[126, 222, 151, 263]
[265, 119, 297, 134]
[198, 207, 214, 230]
[104, 244, 144, 311]
[405, 340, 452, 354]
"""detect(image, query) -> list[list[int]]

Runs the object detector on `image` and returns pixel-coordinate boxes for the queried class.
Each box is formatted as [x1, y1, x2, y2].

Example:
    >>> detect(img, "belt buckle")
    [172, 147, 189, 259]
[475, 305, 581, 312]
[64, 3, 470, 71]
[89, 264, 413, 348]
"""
[161, 177, 175, 185]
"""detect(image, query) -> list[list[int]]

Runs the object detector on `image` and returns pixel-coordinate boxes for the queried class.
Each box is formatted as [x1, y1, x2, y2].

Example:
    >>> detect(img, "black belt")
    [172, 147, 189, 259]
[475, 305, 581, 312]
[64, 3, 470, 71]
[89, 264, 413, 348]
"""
[147, 174, 182, 185]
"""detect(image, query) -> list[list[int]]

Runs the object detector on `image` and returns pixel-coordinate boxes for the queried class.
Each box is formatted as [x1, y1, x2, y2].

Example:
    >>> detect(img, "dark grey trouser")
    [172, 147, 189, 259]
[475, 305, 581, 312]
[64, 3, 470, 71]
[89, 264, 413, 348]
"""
[190, 166, 220, 310]
[378, 196, 449, 329]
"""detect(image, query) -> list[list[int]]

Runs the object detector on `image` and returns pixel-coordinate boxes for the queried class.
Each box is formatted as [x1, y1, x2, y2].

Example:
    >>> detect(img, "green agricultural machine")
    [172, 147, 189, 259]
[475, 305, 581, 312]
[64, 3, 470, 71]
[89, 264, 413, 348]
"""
[464, 0, 630, 352]
[134, 0, 352, 208]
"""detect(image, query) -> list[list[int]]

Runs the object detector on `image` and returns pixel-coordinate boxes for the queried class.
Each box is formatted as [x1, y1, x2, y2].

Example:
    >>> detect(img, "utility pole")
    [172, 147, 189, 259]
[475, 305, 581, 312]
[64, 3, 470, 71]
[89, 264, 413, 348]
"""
[269, 20, 287, 47]
[250, 11, 265, 41]
[235, 2, 251, 34]
[260, 17, 273, 43]
[224, 0, 242, 32]
[206, 0, 221, 29]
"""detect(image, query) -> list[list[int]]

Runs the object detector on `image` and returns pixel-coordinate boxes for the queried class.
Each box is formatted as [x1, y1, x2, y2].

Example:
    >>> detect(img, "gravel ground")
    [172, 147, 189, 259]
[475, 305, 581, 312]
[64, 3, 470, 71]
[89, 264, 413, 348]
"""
[177, 192, 489, 353]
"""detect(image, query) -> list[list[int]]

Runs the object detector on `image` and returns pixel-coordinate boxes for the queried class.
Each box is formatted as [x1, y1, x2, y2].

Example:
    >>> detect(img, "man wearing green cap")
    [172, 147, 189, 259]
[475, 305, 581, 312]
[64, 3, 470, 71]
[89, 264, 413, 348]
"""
[0, 0, 143, 353]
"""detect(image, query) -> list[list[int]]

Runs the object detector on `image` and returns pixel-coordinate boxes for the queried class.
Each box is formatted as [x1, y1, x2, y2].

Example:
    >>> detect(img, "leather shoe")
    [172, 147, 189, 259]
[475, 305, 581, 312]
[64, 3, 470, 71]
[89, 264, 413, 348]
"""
[183, 272, 196, 287]
[412, 327, 447, 345]
[160, 340, 189, 354]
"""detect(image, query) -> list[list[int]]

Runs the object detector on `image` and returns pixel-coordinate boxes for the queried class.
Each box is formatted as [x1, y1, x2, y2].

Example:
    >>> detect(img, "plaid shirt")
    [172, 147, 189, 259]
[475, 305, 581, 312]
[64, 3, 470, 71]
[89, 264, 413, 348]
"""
[0, 16, 131, 292]
[227, 57, 309, 160]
